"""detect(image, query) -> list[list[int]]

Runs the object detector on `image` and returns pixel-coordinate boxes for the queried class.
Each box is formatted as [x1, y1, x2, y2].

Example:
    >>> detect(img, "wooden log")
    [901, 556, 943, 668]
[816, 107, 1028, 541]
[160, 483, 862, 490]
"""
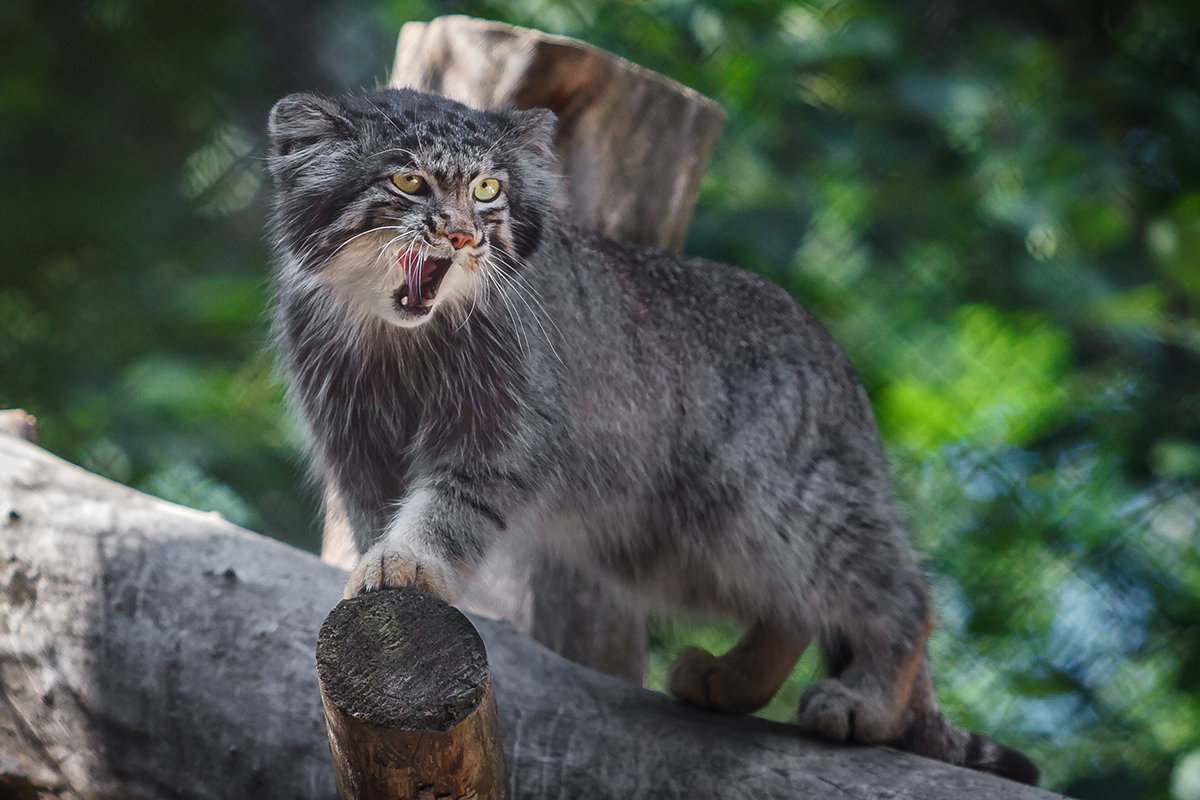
[317, 590, 508, 800]
[0, 409, 37, 443]
[0, 424, 339, 800]
[0, 424, 1063, 800]
[355, 14, 725, 683]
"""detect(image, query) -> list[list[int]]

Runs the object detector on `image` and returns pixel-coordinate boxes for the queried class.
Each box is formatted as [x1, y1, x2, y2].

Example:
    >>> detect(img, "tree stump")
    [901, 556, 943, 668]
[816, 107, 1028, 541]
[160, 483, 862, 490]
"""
[317, 589, 508, 800]
[322, 14, 725, 684]
[390, 15, 724, 250]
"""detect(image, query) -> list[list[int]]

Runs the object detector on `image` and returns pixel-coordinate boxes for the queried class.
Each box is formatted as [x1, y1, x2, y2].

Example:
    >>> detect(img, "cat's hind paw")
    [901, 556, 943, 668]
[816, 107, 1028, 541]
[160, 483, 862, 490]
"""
[797, 678, 899, 743]
[343, 543, 452, 601]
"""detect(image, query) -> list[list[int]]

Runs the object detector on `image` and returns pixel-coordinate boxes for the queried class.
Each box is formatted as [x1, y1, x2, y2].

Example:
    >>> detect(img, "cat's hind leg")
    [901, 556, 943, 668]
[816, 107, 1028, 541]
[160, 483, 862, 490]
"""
[668, 620, 809, 715]
[798, 587, 933, 743]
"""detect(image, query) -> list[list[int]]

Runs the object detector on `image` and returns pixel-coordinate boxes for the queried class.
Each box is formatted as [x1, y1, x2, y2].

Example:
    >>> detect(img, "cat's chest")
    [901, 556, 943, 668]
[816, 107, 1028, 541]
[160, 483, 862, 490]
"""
[313, 355, 522, 531]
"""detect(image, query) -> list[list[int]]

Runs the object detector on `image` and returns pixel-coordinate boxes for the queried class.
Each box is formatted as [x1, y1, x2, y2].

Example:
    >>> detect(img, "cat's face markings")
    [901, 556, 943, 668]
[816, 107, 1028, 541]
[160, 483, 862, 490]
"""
[269, 89, 557, 330]
[318, 156, 517, 329]
[383, 167, 511, 326]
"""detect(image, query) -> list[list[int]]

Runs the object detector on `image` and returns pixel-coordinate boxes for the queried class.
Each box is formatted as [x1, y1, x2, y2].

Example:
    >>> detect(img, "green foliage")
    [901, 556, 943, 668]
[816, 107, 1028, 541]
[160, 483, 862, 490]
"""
[2, 0, 1198, 796]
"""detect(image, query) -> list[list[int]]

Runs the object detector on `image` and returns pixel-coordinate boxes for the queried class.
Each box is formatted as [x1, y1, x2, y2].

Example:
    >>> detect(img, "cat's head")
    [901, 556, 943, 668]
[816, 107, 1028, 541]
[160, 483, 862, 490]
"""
[266, 88, 559, 329]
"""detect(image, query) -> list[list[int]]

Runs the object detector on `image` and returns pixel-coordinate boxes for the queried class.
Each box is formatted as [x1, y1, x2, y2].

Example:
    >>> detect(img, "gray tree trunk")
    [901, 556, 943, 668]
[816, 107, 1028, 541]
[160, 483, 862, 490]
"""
[0, 423, 1065, 800]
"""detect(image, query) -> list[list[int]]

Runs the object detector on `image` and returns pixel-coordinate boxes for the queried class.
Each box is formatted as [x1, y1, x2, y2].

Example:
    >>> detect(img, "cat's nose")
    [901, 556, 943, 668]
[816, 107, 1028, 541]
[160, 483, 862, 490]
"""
[447, 230, 476, 250]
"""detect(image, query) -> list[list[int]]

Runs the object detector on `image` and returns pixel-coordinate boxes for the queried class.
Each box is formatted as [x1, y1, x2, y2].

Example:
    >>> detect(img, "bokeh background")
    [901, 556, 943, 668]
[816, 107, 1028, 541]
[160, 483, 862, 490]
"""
[3, 0, 1198, 796]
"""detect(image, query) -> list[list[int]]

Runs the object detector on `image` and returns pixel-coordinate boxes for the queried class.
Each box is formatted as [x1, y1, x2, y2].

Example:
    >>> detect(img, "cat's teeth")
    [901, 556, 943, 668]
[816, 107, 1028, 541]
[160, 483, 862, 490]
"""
[400, 295, 409, 306]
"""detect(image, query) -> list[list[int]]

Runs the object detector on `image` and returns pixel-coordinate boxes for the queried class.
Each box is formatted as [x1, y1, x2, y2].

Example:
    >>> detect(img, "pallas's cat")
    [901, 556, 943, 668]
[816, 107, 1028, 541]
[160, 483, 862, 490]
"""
[266, 88, 1037, 784]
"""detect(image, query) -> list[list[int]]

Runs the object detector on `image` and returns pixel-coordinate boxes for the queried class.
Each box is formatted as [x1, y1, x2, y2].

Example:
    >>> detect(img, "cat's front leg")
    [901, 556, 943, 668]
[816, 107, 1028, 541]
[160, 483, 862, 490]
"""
[343, 483, 497, 602]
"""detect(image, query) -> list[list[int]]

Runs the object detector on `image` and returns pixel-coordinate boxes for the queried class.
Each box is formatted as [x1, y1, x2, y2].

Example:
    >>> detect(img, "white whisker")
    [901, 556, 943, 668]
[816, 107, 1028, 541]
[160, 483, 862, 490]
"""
[489, 248, 566, 344]
[483, 252, 563, 365]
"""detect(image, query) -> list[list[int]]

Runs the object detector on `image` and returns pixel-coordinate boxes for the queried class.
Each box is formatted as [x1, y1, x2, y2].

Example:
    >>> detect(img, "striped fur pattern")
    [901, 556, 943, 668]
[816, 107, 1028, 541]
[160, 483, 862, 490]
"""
[266, 88, 1037, 785]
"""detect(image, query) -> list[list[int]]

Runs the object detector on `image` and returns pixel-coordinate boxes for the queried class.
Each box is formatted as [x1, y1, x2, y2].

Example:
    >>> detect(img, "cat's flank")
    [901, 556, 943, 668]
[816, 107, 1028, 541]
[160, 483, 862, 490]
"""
[267, 88, 1037, 785]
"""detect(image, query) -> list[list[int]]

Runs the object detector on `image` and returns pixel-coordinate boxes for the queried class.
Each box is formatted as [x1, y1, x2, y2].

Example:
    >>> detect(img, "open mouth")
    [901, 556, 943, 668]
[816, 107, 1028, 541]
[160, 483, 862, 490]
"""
[393, 254, 452, 316]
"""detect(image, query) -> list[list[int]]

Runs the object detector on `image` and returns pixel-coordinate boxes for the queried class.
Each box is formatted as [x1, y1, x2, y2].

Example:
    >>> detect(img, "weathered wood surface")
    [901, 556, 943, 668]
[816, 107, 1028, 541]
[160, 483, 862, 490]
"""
[0, 431, 338, 800]
[363, 14, 726, 683]
[0, 428, 1066, 800]
[0, 409, 36, 443]
[318, 590, 507, 800]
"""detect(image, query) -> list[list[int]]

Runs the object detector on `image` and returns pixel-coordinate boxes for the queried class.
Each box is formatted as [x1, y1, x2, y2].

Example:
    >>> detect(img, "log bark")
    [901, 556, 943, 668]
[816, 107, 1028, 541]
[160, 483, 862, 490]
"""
[0, 423, 1065, 800]
[317, 590, 507, 800]
[358, 14, 724, 683]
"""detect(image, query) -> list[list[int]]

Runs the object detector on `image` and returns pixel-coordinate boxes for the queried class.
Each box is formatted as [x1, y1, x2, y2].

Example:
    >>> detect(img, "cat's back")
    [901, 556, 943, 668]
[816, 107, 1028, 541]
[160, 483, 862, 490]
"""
[550, 227, 879, 451]
[572, 228, 796, 327]
[566, 227, 858, 383]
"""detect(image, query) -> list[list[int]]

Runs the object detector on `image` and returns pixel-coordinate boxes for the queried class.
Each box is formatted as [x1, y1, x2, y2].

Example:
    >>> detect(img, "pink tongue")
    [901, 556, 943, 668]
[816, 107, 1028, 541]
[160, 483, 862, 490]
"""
[398, 249, 424, 289]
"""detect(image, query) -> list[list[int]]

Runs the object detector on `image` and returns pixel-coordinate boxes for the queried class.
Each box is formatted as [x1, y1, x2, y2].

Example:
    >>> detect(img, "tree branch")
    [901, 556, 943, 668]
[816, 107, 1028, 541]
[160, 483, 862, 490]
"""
[0, 427, 1062, 800]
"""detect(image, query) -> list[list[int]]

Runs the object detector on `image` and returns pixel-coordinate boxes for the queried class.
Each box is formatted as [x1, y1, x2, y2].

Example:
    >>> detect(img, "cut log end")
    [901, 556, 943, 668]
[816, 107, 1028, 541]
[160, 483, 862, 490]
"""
[317, 588, 508, 799]
[318, 589, 489, 730]
[0, 409, 38, 444]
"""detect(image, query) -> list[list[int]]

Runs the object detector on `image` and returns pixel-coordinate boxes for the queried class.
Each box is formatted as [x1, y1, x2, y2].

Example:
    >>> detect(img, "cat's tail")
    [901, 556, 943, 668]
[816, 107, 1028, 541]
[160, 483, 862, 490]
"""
[892, 709, 1040, 786]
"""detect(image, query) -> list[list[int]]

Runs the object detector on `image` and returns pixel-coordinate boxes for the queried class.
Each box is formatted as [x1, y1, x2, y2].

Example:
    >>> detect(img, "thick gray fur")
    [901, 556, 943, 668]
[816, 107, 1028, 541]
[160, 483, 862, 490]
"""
[266, 88, 1037, 785]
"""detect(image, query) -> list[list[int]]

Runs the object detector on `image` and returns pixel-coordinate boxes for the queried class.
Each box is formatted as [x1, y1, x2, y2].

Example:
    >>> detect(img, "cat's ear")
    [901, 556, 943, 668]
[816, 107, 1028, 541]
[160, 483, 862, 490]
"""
[268, 93, 348, 161]
[508, 107, 558, 157]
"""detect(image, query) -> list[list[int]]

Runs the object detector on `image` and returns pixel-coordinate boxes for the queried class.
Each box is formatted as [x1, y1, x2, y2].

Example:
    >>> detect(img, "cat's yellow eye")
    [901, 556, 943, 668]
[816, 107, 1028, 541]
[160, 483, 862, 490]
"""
[474, 178, 501, 202]
[392, 173, 424, 194]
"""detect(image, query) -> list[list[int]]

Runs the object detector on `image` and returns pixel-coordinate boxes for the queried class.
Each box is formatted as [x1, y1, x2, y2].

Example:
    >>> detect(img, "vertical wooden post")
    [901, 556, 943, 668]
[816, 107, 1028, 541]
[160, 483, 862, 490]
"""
[317, 589, 508, 800]
[371, 15, 726, 684]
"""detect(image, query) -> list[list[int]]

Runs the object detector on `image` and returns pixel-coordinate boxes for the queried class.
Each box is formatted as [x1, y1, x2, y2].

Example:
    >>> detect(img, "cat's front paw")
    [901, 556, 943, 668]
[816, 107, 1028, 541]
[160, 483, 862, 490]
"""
[343, 542, 452, 601]
[798, 678, 899, 743]
[668, 646, 771, 715]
